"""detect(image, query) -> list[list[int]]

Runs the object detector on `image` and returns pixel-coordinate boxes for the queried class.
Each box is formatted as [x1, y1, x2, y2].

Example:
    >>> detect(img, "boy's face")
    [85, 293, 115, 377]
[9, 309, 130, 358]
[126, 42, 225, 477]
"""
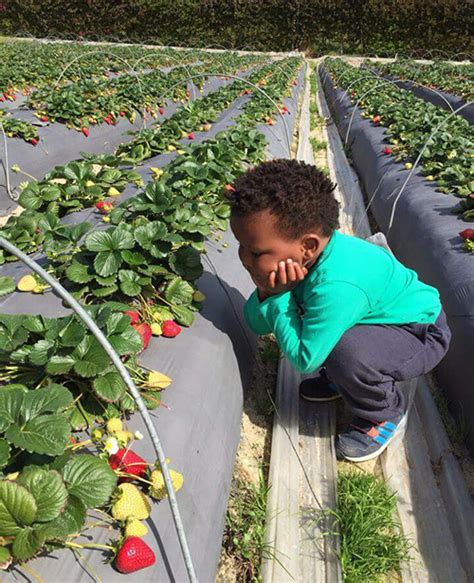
[230, 209, 321, 288]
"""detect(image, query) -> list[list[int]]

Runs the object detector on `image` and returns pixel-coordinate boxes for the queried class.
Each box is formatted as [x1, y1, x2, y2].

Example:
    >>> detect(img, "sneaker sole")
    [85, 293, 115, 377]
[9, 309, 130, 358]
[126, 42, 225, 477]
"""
[339, 414, 408, 463]
[300, 393, 342, 402]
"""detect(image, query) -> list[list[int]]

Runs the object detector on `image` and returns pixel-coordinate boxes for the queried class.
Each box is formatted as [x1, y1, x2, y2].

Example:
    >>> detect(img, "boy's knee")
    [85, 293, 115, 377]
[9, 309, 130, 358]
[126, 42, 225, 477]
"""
[324, 327, 367, 384]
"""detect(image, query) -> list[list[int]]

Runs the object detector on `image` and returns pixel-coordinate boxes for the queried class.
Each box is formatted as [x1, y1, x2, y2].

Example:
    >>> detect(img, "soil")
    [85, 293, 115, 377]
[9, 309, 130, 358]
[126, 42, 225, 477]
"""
[216, 335, 279, 582]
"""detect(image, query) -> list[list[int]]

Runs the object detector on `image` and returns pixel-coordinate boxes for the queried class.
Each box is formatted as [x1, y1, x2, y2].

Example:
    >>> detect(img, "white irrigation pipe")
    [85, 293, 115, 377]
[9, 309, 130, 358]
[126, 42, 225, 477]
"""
[0, 237, 198, 583]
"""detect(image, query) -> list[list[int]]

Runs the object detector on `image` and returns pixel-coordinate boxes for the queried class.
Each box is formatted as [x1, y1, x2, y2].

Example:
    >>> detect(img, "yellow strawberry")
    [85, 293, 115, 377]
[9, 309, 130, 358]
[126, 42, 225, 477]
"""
[125, 519, 148, 538]
[150, 323, 162, 336]
[147, 371, 171, 389]
[85, 180, 95, 187]
[111, 483, 151, 521]
[167, 145, 176, 152]
[49, 178, 67, 185]
[149, 468, 183, 501]
[106, 418, 122, 433]
[32, 284, 47, 294]
[108, 187, 120, 196]
[150, 167, 164, 180]
[17, 275, 37, 292]
[91, 164, 102, 175]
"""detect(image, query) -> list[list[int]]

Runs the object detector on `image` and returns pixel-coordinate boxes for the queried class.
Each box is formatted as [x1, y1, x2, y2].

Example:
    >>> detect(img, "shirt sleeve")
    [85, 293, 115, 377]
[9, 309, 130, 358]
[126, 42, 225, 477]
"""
[247, 281, 370, 373]
[244, 289, 274, 335]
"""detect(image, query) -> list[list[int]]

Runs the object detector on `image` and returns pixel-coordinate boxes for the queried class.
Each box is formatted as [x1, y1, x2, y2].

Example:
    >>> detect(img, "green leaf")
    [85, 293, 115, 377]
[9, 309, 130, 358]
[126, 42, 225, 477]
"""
[0, 481, 37, 535]
[45, 494, 86, 537]
[91, 284, 119, 297]
[21, 384, 73, 419]
[65, 262, 94, 284]
[61, 455, 117, 508]
[109, 326, 142, 355]
[22, 316, 46, 334]
[0, 439, 10, 469]
[93, 372, 126, 403]
[169, 246, 203, 280]
[73, 337, 108, 378]
[58, 319, 86, 347]
[46, 355, 75, 375]
[118, 270, 142, 296]
[29, 339, 55, 366]
[12, 526, 45, 561]
[94, 250, 122, 277]
[164, 277, 194, 306]
[0, 388, 25, 432]
[17, 469, 68, 523]
[85, 231, 114, 252]
[172, 305, 195, 327]
[6, 414, 70, 456]
[0, 276, 15, 297]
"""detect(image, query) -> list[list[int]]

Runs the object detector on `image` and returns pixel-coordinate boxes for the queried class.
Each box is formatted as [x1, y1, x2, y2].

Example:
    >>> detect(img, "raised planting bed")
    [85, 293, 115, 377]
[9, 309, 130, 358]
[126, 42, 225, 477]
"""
[368, 59, 474, 124]
[320, 59, 474, 454]
[0, 42, 305, 581]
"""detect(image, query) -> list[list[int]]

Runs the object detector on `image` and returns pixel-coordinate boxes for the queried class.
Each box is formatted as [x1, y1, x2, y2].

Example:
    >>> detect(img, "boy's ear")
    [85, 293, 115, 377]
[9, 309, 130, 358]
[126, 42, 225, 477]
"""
[301, 234, 322, 261]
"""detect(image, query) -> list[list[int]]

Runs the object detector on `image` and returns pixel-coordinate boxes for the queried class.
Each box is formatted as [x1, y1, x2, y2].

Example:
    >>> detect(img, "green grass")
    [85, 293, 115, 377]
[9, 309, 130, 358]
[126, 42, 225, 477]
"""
[222, 470, 271, 582]
[335, 470, 411, 583]
[310, 136, 327, 151]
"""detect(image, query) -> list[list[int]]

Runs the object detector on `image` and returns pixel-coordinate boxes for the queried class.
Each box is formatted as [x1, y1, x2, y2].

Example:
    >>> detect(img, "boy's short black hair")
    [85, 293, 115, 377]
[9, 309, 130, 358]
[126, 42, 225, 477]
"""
[225, 159, 340, 238]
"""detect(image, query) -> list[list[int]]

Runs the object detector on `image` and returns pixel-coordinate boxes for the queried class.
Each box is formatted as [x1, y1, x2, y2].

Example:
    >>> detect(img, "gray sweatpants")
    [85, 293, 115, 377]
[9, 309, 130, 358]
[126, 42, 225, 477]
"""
[323, 309, 451, 423]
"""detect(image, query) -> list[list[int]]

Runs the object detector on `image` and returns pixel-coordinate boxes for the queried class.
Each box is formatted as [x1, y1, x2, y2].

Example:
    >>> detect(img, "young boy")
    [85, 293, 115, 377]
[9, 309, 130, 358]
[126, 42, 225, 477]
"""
[227, 159, 451, 462]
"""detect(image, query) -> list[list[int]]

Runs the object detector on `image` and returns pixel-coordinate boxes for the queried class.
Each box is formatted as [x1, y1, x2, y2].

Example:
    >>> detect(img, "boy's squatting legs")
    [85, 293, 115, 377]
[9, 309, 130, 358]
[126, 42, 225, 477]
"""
[302, 309, 451, 462]
[323, 309, 451, 423]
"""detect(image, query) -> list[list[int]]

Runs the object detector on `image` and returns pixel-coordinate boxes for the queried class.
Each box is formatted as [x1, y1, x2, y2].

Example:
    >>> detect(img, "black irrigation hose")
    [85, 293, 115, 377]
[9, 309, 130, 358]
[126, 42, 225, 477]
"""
[0, 236, 198, 583]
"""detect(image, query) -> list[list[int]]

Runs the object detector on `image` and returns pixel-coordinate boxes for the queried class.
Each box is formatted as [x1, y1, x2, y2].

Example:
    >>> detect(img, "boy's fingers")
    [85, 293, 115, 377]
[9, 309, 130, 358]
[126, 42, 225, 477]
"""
[294, 263, 305, 280]
[286, 258, 297, 282]
[268, 271, 276, 289]
[278, 261, 287, 285]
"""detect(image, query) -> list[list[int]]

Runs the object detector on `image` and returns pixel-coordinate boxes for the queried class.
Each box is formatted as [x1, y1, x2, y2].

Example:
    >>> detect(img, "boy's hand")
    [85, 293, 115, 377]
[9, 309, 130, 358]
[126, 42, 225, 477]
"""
[256, 259, 308, 301]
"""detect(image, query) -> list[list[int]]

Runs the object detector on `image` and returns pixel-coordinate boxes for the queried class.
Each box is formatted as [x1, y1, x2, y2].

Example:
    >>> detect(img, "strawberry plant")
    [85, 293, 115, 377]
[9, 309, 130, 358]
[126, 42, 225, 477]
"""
[0, 212, 91, 264]
[0, 308, 169, 428]
[18, 154, 143, 217]
[0, 111, 39, 144]
[0, 454, 117, 565]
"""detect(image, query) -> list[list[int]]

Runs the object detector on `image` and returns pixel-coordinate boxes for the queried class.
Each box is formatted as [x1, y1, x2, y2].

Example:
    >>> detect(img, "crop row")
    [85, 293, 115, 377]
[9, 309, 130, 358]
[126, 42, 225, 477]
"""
[0, 40, 201, 94]
[368, 58, 474, 101]
[324, 58, 474, 249]
[0, 54, 303, 573]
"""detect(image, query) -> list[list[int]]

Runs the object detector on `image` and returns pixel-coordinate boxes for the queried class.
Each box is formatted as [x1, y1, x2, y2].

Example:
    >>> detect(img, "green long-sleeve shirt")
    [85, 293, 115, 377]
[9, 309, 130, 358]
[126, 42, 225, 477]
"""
[244, 231, 441, 374]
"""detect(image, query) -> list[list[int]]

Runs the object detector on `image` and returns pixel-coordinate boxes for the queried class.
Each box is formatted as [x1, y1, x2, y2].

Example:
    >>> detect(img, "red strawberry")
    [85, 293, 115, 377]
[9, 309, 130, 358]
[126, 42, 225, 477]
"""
[185, 89, 191, 98]
[124, 310, 140, 324]
[104, 116, 112, 125]
[115, 537, 155, 574]
[109, 448, 148, 479]
[292, 80, 298, 86]
[95, 201, 113, 214]
[119, 111, 126, 117]
[159, 107, 165, 115]
[224, 184, 236, 192]
[459, 229, 474, 240]
[0, 96, 4, 102]
[383, 147, 392, 155]
[39, 116, 49, 122]
[187, 132, 194, 140]
[162, 320, 181, 338]
[132, 322, 152, 349]
[30, 138, 38, 146]
[81, 127, 89, 137]
[373, 115, 381, 124]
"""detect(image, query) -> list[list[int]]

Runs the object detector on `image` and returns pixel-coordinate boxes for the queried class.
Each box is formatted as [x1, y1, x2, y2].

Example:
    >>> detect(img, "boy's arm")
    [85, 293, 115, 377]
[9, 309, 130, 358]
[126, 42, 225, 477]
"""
[248, 281, 370, 373]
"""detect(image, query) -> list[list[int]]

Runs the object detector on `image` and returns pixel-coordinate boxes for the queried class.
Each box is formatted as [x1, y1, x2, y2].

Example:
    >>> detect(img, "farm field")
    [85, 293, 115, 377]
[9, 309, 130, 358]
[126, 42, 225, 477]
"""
[0, 35, 473, 583]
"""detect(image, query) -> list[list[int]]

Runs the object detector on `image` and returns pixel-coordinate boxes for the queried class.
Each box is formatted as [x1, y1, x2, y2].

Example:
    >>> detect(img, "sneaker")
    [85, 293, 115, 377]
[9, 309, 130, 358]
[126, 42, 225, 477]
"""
[336, 413, 407, 463]
[299, 373, 341, 402]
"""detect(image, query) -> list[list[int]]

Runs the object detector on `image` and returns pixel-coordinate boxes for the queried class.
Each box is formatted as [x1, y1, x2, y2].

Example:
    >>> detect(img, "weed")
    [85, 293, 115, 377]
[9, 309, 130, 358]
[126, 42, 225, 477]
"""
[222, 470, 272, 582]
[334, 470, 411, 583]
